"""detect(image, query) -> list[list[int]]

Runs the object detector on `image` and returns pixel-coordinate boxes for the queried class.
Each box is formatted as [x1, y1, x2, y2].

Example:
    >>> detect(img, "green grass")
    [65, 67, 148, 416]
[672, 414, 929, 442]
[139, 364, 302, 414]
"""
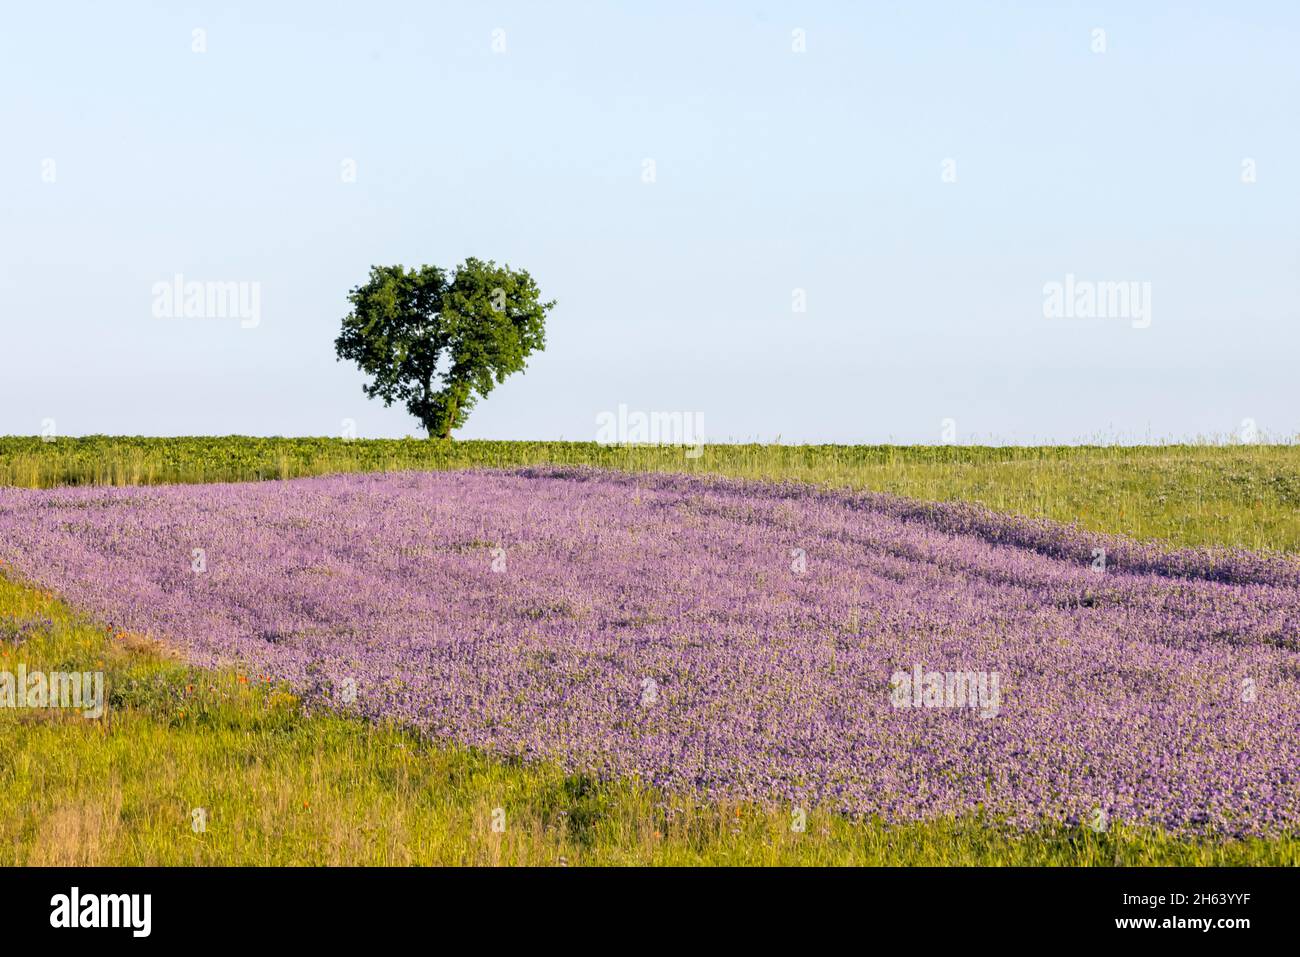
[2, 436, 1298, 864]
[2, 574, 1294, 866]
[3, 435, 1299, 551]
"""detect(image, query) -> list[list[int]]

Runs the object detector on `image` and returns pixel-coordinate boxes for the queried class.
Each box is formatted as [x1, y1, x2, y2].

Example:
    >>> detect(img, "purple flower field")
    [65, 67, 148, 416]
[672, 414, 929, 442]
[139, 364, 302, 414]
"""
[1, 467, 1297, 836]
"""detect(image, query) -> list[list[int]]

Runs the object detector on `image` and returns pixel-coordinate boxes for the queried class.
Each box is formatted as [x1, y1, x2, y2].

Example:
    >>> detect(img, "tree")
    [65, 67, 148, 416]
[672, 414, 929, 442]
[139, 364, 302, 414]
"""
[335, 259, 554, 439]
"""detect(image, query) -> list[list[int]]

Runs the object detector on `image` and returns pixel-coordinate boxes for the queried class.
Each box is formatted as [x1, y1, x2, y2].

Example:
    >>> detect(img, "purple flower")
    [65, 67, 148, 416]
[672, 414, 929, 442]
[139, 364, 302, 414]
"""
[1, 467, 1296, 836]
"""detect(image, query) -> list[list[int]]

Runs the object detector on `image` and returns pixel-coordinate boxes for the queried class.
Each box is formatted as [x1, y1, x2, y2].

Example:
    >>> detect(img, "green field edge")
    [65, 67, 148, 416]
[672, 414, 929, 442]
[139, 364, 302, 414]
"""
[2, 437, 1299, 553]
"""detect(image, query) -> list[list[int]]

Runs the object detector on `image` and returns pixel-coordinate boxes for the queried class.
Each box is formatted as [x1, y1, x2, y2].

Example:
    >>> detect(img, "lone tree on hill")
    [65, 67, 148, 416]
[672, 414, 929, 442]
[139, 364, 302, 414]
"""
[335, 259, 554, 439]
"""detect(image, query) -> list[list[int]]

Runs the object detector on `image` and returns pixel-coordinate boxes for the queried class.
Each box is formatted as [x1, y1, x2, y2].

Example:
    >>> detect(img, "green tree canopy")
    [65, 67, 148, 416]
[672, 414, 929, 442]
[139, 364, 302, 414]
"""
[335, 259, 554, 438]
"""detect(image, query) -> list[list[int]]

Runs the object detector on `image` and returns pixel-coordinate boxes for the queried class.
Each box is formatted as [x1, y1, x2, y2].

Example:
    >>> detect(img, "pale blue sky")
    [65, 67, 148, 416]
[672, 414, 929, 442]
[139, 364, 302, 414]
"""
[2, 1, 1296, 443]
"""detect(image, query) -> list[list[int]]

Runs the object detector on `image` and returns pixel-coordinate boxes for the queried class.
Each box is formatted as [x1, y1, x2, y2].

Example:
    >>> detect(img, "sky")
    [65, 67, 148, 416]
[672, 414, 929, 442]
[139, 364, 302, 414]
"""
[1, 1, 1297, 444]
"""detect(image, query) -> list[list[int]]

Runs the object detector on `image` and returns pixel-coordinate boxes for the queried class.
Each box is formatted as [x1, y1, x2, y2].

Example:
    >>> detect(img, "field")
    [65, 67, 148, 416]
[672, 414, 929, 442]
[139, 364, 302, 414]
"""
[2, 436, 1299, 552]
[2, 439, 1297, 865]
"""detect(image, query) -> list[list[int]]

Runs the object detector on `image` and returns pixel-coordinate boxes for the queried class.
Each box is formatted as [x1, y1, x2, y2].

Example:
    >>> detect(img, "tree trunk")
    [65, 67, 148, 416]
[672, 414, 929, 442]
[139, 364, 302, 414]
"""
[422, 374, 435, 439]
[441, 394, 457, 440]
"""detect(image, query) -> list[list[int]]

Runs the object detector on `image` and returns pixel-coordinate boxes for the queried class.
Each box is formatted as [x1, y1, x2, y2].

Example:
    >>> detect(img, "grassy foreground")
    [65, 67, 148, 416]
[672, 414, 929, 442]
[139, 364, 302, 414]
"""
[2, 573, 1293, 866]
[2, 436, 1299, 551]
[2, 437, 1297, 864]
